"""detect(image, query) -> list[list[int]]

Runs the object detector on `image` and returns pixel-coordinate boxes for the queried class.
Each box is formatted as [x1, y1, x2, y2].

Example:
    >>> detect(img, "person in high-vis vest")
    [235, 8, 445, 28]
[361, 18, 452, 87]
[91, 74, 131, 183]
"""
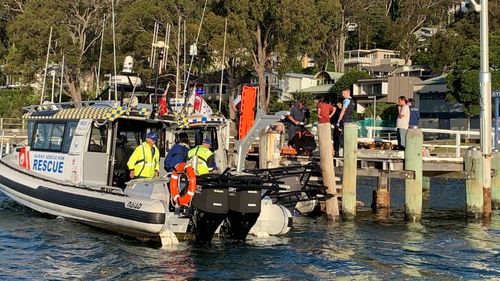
[127, 132, 160, 179]
[188, 138, 218, 175]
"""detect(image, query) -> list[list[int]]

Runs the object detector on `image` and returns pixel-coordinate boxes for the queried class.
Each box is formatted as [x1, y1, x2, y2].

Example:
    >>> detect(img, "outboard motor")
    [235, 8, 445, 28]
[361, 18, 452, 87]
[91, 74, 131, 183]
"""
[190, 187, 228, 243]
[221, 189, 261, 240]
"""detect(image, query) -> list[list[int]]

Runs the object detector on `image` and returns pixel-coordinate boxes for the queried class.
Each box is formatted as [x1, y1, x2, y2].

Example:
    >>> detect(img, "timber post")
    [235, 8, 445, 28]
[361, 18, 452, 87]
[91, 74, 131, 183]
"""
[258, 131, 281, 169]
[404, 128, 423, 222]
[422, 176, 431, 201]
[317, 122, 339, 220]
[465, 147, 484, 218]
[342, 123, 358, 219]
[491, 151, 500, 210]
[372, 175, 390, 217]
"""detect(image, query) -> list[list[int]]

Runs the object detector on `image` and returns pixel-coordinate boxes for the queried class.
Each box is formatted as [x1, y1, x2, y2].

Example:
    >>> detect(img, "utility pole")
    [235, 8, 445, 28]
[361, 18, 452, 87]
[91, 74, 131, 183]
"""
[472, 0, 492, 217]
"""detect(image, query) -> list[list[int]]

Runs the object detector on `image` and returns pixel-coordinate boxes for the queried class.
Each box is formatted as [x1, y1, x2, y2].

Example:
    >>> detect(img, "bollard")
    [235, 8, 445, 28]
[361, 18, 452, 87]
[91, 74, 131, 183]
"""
[259, 132, 280, 169]
[491, 151, 500, 210]
[465, 147, 484, 218]
[342, 123, 357, 219]
[317, 122, 339, 220]
[372, 176, 390, 217]
[404, 129, 423, 222]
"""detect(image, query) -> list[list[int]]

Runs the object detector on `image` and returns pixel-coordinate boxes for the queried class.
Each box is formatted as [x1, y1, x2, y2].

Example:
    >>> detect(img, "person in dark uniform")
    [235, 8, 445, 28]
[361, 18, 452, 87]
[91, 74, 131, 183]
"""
[286, 100, 306, 141]
[336, 88, 355, 150]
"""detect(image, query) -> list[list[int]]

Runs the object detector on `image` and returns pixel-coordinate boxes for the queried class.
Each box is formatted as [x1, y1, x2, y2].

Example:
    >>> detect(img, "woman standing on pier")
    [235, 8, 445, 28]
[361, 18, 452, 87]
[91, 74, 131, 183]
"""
[396, 96, 410, 149]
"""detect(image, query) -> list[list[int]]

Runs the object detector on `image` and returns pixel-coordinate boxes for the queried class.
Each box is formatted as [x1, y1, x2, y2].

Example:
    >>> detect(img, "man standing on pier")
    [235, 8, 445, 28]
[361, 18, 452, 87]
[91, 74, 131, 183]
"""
[397, 96, 410, 149]
[286, 100, 306, 141]
[336, 88, 355, 150]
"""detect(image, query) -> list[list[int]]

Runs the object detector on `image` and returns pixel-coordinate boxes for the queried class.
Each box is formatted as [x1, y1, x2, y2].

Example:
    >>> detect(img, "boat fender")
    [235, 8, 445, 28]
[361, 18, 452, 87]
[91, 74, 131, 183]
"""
[169, 162, 197, 206]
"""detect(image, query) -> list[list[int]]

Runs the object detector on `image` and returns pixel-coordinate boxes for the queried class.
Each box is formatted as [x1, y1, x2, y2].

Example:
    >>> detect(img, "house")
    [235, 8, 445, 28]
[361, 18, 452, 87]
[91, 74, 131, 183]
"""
[412, 75, 470, 130]
[299, 71, 344, 98]
[277, 73, 316, 102]
[353, 76, 422, 106]
[344, 48, 409, 71]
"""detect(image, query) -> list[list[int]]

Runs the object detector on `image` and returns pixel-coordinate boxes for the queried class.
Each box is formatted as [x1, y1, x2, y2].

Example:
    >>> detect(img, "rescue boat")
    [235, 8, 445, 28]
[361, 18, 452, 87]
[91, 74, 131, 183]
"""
[0, 66, 292, 246]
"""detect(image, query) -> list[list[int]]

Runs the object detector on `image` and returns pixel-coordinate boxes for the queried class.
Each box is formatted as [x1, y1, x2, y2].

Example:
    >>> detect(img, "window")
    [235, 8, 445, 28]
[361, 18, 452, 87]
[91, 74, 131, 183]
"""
[88, 123, 108, 152]
[32, 122, 66, 151]
[27, 121, 34, 146]
[62, 121, 78, 153]
[180, 127, 218, 151]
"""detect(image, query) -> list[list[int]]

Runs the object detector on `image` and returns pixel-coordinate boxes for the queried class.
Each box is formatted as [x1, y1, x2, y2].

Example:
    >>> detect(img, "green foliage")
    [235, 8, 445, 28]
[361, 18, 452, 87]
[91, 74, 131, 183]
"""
[329, 69, 370, 98]
[447, 33, 500, 117]
[0, 88, 38, 117]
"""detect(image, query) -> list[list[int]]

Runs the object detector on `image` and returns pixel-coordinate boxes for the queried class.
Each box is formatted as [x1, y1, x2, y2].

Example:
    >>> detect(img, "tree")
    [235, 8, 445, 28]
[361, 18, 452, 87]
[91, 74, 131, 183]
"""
[5, 0, 110, 102]
[223, 0, 319, 112]
[446, 35, 500, 118]
[387, 0, 456, 64]
[203, 10, 253, 119]
[315, 0, 384, 73]
[330, 69, 370, 98]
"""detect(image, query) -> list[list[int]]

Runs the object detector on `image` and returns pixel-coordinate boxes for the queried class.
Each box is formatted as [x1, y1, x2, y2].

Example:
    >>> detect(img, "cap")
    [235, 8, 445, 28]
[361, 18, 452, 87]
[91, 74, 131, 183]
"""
[203, 138, 212, 145]
[146, 132, 157, 142]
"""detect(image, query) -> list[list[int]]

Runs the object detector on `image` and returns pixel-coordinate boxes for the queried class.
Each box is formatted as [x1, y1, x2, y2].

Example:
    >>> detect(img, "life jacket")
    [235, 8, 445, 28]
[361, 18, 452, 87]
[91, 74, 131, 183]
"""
[126, 142, 160, 178]
[188, 145, 214, 175]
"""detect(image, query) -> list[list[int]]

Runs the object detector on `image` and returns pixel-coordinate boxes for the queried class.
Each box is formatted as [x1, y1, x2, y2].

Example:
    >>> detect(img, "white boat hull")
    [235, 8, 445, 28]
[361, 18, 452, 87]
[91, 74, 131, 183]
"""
[0, 161, 184, 240]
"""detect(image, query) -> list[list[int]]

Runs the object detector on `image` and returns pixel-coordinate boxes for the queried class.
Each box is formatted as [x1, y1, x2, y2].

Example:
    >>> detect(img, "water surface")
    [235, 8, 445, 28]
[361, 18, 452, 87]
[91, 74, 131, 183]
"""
[0, 177, 499, 280]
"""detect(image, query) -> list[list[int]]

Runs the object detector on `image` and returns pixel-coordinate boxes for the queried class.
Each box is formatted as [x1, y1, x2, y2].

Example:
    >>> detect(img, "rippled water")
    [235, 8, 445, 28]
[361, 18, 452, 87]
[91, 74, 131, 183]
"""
[1, 177, 499, 280]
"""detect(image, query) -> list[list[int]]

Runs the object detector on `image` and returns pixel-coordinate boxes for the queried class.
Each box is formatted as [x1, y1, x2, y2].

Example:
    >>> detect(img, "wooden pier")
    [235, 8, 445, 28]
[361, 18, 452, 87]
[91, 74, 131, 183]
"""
[275, 125, 500, 221]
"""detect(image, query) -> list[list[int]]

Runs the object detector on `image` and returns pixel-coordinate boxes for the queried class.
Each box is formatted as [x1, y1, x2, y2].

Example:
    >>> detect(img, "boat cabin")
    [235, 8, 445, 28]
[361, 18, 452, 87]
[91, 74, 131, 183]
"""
[19, 101, 228, 189]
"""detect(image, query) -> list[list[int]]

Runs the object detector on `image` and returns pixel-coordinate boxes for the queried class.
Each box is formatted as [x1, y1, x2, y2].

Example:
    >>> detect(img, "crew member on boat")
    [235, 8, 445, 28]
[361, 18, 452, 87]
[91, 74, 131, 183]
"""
[188, 138, 217, 175]
[127, 132, 160, 179]
[164, 132, 190, 172]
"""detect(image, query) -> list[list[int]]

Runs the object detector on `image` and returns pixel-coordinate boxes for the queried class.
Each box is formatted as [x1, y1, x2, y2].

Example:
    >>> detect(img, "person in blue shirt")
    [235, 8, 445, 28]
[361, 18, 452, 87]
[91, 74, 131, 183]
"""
[408, 98, 420, 128]
[164, 132, 190, 172]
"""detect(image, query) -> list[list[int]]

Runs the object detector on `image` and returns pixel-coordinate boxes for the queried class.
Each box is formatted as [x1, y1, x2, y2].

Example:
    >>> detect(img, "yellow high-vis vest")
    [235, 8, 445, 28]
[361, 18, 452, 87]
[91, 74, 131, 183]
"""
[127, 142, 160, 178]
[188, 145, 214, 175]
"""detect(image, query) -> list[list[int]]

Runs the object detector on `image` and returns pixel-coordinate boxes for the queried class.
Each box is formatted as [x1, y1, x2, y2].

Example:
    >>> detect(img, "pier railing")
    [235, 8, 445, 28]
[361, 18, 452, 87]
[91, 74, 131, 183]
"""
[0, 117, 25, 130]
[365, 126, 483, 157]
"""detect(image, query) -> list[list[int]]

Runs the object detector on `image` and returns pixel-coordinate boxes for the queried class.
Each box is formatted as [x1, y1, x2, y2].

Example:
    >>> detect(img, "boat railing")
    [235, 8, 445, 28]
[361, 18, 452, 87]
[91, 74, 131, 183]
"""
[23, 100, 117, 113]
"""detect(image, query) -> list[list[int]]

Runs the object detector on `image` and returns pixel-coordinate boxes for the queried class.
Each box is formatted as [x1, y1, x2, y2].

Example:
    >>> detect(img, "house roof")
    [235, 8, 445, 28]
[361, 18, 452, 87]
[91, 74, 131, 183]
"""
[363, 64, 396, 73]
[284, 72, 315, 79]
[357, 78, 389, 83]
[300, 84, 332, 94]
[314, 71, 344, 81]
[415, 75, 447, 86]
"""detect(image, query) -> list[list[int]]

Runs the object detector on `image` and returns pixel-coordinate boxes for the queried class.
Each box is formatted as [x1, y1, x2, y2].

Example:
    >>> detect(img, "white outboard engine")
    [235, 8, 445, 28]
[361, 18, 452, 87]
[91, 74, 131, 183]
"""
[249, 198, 292, 237]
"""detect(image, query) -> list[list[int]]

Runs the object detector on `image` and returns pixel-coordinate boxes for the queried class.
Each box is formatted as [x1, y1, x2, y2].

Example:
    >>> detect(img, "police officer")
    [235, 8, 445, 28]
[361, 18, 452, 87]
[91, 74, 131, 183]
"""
[127, 132, 160, 179]
[188, 138, 217, 175]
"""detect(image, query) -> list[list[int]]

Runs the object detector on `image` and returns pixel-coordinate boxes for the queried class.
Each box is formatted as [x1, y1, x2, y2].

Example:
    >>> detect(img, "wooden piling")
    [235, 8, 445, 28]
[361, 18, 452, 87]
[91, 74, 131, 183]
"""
[491, 152, 500, 210]
[317, 123, 339, 220]
[259, 132, 281, 169]
[372, 176, 390, 216]
[465, 148, 484, 218]
[404, 129, 423, 222]
[342, 123, 357, 219]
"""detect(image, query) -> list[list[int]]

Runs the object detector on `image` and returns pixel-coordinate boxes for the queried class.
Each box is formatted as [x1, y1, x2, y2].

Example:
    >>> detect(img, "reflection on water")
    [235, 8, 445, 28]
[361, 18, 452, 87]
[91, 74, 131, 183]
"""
[0, 179, 499, 280]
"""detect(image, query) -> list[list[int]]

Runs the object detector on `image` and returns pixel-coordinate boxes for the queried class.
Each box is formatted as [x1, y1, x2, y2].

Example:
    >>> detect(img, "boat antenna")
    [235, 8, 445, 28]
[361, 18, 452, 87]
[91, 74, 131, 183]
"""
[96, 15, 106, 98]
[159, 23, 170, 74]
[59, 54, 64, 103]
[40, 26, 53, 105]
[218, 17, 228, 114]
[180, 0, 208, 114]
[176, 16, 181, 103]
[111, 0, 118, 101]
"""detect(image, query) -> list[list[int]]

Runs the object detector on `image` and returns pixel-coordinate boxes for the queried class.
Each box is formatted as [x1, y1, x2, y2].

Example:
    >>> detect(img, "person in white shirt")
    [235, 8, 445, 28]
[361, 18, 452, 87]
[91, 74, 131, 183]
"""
[396, 96, 410, 149]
